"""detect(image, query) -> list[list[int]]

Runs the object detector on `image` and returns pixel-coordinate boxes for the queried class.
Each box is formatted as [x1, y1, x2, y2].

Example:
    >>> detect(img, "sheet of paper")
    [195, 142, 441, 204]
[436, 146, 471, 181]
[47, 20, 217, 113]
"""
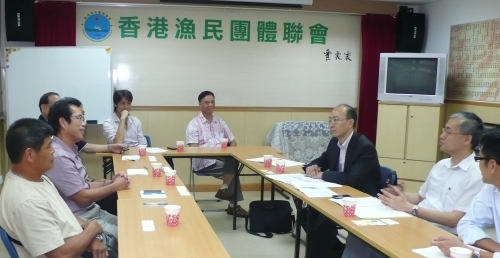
[127, 169, 148, 175]
[355, 205, 412, 219]
[246, 157, 305, 167]
[140, 190, 167, 199]
[148, 156, 157, 162]
[122, 155, 140, 161]
[296, 186, 337, 197]
[380, 219, 399, 225]
[143, 202, 168, 206]
[260, 170, 274, 175]
[352, 220, 387, 226]
[141, 220, 156, 231]
[163, 166, 174, 172]
[146, 148, 168, 153]
[412, 246, 447, 258]
[267, 174, 342, 188]
[330, 197, 383, 207]
[176, 186, 191, 196]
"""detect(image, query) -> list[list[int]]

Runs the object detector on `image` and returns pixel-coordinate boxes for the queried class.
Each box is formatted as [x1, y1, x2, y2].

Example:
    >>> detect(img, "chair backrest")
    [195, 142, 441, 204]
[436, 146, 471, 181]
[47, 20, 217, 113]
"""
[0, 227, 20, 258]
[380, 166, 398, 190]
[144, 135, 152, 147]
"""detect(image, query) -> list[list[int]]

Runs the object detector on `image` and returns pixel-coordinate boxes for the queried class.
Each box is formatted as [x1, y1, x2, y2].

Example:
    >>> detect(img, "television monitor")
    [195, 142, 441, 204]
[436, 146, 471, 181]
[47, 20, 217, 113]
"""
[378, 53, 447, 104]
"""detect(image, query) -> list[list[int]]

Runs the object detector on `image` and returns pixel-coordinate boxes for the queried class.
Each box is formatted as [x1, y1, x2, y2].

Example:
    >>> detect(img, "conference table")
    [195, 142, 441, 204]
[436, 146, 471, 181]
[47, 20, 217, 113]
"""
[103, 146, 454, 258]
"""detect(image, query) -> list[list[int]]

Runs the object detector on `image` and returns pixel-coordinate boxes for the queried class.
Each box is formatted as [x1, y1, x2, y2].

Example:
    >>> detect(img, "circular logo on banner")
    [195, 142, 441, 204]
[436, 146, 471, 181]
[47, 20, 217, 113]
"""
[82, 12, 112, 42]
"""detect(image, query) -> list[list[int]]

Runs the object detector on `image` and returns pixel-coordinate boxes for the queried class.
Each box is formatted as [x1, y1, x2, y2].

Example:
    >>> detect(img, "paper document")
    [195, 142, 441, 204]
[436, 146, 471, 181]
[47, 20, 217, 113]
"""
[380, 219, 399, 225]
[412, 246, 447, 258]
[147, 148, 168, 153]
[122, 155, 140, 161]
[140, 190, 167, 199]
[330, 197, 411, 218]
[352, 220, 387, 226]
[127, 169, 148, 175]
[296, 186, 337, 197]
[267, 174, 342, 188]
[148, 156, 157, 162]
[176, 186, 191, 196]
[141, 220, 156, 231]
[246, 157, 304, 167]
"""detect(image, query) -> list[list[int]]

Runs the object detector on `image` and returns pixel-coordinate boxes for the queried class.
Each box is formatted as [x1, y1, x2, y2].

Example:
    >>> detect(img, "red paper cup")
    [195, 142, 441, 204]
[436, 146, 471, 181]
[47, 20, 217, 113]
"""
[164, 205, 181, 227]
[165, 170, 176, 185]
[151, 163, 162, 177]
[275, 160, 285, 174]
[138, 145, 147, 156]
[449, 247, 472, 258]
[263, 155, 273, 168]
[176, 141, 184, 152]
[342, 198, 357, 218]
[221, 138, 228, 149]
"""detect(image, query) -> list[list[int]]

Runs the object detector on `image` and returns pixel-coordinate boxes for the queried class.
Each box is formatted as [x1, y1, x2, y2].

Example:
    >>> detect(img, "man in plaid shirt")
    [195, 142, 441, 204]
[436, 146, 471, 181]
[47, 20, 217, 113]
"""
[186, 91, 248, 217]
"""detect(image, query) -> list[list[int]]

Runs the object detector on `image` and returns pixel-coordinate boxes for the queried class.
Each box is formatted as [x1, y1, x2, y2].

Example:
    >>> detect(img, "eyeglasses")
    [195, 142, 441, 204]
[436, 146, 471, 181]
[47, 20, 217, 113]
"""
[328, 118, 348, 124]
[70, 114, 85, 122]
[474, 156, 490, 162]
[441, 128, 463, 135]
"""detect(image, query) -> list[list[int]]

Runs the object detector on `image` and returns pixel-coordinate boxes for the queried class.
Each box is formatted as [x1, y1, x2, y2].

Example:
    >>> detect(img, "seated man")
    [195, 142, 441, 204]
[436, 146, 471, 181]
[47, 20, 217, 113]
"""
[39, 91, 126, 154]
[0, 118, 108, 258]
[343, 111, 485, 258]
[302, 104, 381, 258]
[432, 129, 500, 258]
[186, 91, 247, 217]
[45, 97, 130, 240]
[39, 92, 126, 216]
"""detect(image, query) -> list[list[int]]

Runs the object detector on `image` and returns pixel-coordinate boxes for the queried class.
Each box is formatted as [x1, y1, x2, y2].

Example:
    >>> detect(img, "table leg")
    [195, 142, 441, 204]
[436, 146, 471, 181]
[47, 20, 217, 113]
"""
[260, 177, 264, 201]
[271, 184, 275, 200]
[233, 163, 244, 230]
[294, 199, 303, 258]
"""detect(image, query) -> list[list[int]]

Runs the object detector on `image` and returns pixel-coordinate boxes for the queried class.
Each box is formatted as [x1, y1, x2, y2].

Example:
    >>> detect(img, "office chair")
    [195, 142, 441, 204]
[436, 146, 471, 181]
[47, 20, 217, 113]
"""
[188, 159, 225, 212]
[0, 227, 19, 258]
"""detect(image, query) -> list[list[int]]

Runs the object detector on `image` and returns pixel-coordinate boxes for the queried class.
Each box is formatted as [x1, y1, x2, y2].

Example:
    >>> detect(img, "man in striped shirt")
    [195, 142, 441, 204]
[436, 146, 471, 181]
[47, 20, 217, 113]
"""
[186, 91, 248, 217]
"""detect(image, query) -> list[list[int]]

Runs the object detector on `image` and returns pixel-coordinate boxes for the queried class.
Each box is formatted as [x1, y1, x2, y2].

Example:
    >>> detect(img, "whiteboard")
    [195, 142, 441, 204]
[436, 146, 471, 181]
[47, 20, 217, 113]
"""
[5, 47, 112, 125]
[76, 5, 361, 107]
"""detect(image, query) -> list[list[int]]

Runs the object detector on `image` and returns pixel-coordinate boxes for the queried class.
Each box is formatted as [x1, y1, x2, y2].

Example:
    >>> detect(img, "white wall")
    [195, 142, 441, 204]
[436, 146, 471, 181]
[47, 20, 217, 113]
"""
[420, 0, 500, 53]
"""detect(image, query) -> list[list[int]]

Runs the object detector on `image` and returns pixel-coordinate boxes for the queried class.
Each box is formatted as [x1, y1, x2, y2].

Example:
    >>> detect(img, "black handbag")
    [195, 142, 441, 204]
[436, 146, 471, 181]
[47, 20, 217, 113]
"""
[245, 200, 295, 238]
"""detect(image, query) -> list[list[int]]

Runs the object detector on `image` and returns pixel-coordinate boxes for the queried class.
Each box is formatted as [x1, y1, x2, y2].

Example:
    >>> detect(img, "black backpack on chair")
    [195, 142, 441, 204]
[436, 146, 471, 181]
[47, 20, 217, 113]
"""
[245, 200, 295, 238]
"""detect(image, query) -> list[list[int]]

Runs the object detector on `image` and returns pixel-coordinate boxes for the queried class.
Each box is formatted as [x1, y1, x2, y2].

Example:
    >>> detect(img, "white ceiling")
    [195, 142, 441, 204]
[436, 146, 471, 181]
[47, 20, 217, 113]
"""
[374, 0, 441, 4]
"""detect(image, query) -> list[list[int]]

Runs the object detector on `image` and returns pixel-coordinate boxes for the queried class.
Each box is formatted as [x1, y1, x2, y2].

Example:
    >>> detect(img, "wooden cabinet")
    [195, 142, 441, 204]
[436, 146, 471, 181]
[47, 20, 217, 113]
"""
[376, 102, 444, 183]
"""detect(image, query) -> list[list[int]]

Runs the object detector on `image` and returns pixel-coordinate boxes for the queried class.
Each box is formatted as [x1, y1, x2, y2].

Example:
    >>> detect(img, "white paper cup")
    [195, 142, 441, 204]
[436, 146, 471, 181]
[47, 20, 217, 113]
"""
[151, 162, 162, 177]
[221, 138, 228, 148]
[165, 170, 176, 185]
[176, 141, 185, 152]
[449, 247, 472, 258]
[164, 205, 181, 227]
[275, 159, 285, 174]
[263, 155, 273, 168]
[138, 144, 147, 156]
[342, 197, 357, 218]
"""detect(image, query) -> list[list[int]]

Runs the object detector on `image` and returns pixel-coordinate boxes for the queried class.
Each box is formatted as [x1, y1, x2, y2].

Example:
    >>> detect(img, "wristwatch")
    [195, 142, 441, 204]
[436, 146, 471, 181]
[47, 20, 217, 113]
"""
[95, 233, 104, 242]
[411, 205, 419, 216]
[471, 249, 480, 258]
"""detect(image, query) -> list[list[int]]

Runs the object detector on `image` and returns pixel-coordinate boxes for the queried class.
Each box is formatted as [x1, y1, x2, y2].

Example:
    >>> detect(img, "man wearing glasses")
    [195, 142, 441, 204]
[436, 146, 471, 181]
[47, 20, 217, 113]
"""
[38, 92, 125, 154]
[432, 129, 500, 258]
[44, 97, 130, 246]
[302, 104, 381, 258]
[343, 111, 485, 258]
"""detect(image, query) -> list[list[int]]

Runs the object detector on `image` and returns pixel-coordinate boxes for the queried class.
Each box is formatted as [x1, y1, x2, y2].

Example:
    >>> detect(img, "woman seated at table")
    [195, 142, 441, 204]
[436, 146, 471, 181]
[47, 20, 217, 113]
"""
[103, 89, 147, 146]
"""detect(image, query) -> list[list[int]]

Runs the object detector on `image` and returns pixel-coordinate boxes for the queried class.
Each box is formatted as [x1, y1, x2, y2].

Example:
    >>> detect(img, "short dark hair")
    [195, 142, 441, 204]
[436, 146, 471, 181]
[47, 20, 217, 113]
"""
[449, 112, 484, 151]
[338, 104, 357, 128]
[6, 118, 54, 164]
[113, 90, 133, 111]
[38, 92, 59, 112]
[198, 91, 215, 102]
[48, 97, 82, 135]
[478, 129, 500, 166]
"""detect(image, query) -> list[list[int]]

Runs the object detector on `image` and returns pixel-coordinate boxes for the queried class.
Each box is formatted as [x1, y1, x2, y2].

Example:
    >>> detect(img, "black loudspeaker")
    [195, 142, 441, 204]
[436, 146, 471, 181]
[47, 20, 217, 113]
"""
[396, 12, 426, 53]
[5, 0, 35, 42]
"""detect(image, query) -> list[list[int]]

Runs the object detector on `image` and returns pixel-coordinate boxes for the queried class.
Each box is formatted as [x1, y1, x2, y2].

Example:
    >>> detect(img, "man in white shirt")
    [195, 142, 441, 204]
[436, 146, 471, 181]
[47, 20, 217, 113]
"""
[0, 118, 107, 258]
[432, 129, 500, 258]
[343, 111, 485, 258]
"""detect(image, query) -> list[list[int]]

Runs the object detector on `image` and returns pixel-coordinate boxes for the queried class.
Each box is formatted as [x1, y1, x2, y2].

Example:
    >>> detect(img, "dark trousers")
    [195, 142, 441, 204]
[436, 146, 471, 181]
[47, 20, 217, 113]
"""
[301, 207, 345, 258]
[95, 192, 118, 216]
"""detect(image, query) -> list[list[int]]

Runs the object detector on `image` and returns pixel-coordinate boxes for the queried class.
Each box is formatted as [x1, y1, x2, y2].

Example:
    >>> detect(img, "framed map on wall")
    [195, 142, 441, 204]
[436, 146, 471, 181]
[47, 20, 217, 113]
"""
[447, 18, 500, 102]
